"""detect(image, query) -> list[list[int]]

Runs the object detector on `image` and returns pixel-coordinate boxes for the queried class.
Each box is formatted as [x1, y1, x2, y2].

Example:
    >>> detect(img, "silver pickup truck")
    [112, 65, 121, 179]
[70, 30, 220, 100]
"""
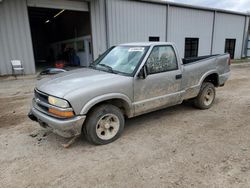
[28, 42, 230, 145]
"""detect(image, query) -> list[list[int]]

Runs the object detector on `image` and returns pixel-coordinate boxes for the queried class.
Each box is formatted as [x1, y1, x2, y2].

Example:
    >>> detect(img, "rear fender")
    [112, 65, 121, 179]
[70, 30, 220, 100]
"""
[198, 70, 219, 87]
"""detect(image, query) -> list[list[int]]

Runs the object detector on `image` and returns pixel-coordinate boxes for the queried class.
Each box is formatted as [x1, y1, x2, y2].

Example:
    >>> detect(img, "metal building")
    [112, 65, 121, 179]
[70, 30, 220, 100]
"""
[0, 0, 249, 75]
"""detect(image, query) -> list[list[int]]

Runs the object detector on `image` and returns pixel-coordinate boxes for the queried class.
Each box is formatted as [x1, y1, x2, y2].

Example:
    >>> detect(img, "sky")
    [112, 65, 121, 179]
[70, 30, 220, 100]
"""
[165, 0, 250, 12]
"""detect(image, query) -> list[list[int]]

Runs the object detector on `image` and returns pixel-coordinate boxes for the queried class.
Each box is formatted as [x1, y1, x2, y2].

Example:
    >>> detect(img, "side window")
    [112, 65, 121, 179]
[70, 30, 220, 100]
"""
[146, 46, 178, 74]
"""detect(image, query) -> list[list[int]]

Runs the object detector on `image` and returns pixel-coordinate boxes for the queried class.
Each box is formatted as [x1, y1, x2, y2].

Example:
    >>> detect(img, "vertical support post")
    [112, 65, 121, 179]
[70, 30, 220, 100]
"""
[104, 0, 110, 49]
[241, 16, 249, 58]
[166, 4, 169, 42]
[210, 10, 216, 55]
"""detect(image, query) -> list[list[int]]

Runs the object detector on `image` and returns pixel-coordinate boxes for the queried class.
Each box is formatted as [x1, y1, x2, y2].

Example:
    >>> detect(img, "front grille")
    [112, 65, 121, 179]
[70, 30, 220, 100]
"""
[35, 89, 48, 103]
[37, 103, 48, 112]
[34, 89, 50, 114]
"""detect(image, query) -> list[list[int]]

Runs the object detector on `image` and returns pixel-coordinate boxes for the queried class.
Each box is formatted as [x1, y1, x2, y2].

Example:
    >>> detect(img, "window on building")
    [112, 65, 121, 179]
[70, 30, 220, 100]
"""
[149, 36, 160, 42]
[184, 38, 199, 58]
[146, 45, 178, 74]
[225, 39, 236, 59]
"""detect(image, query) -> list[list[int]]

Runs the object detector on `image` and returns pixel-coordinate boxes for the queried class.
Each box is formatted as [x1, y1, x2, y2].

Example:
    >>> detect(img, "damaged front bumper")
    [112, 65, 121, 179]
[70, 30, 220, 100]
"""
[28, 107, 86, 138]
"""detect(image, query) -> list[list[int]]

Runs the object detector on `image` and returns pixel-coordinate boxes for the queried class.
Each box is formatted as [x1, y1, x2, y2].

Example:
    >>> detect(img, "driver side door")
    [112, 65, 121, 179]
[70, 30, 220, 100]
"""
[133, 45, 183, 116]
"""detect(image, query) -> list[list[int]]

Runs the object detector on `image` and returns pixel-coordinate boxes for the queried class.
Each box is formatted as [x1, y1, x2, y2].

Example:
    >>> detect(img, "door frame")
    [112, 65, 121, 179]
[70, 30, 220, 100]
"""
[27, 0, 89, 12]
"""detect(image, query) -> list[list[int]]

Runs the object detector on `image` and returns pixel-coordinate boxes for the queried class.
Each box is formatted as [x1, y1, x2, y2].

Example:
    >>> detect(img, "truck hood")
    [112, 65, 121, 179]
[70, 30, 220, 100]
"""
[36, 68, 125, 98]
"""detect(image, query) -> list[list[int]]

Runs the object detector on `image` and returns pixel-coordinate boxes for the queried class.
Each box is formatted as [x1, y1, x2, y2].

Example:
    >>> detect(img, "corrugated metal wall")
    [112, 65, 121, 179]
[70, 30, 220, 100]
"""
[90, 0, 248, 59]
[168, 6, 214, 58]
[90, 0, 108, 59]
[0, 0, 35, 75]
[0, 0, 249, 75]
[212, 12, 245, 59]
[106, 0, 167, 46]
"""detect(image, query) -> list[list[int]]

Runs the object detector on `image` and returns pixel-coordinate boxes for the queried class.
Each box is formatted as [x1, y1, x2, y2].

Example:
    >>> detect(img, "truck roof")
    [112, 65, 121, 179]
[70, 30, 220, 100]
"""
[120, 42, 174, 46]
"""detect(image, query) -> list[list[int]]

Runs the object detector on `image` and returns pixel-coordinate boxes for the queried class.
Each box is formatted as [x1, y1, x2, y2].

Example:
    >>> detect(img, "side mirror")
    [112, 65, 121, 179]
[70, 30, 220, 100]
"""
[138, 66, 147, 79]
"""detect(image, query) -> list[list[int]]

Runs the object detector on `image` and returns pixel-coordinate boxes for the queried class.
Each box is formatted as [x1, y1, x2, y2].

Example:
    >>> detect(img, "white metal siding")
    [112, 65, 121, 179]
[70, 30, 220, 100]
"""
[106, 0, 166, 46]
[247, 36, 250, 57]
[0, 0, 248, 75]
[0, 0, 35, 75]
[247, 50, 250, 57]
[168, 6, 214, 58]
[213, 13, 245, 59]
[90, 0, 107, 59]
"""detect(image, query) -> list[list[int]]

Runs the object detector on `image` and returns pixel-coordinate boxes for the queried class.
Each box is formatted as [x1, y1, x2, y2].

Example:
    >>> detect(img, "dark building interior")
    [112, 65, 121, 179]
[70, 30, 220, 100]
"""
[28, 7, 91, 71]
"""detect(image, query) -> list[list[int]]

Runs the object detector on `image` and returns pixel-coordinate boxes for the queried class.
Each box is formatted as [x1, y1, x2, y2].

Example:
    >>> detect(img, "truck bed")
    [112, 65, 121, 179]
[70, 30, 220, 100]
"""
[181, 53, 230, 101]
[182, 55, 219, 65]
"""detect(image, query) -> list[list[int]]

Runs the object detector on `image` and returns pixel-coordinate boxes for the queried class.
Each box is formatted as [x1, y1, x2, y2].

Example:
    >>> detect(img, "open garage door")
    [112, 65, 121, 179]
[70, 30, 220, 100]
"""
[28, 0, 93, 72]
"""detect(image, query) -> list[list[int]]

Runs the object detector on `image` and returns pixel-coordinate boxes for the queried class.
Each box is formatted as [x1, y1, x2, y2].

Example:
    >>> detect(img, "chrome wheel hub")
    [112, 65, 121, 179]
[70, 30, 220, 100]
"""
[204, 88, 214, 106]
[96, 114, 120, 140]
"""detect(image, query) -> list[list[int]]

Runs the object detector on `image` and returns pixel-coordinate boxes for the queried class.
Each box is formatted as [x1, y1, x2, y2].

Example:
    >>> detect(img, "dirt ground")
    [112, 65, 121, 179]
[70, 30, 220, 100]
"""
[0, 64, 250, 188]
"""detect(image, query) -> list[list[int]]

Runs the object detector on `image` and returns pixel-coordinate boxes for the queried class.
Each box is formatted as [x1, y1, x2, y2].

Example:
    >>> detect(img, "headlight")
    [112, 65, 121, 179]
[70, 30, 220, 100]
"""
[48, 96, 70, 108]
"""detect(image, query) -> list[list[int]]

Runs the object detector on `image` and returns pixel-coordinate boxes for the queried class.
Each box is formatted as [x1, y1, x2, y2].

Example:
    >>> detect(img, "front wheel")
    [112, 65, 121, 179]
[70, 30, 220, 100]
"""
[194, 82, 216, 109]
[83, 104, 124, 145]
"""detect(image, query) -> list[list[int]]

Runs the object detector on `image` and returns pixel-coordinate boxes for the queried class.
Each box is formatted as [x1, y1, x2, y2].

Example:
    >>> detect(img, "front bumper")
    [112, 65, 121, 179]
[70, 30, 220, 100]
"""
[29, 107, 86, 138]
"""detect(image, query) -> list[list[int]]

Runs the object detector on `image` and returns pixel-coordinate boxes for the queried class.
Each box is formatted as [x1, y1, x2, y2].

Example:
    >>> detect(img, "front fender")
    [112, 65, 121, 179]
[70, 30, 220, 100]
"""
[80, 93, 133, 116]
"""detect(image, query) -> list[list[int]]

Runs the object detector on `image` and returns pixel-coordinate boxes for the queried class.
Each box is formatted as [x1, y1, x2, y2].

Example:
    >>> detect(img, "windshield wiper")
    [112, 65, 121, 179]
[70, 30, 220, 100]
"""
[98, 64, 116, 73]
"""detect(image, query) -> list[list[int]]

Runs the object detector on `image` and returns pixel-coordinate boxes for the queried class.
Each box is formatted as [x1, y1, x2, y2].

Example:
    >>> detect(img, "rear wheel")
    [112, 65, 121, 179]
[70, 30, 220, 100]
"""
[194, 82, 215, 109]
[83, 104, 124, 145]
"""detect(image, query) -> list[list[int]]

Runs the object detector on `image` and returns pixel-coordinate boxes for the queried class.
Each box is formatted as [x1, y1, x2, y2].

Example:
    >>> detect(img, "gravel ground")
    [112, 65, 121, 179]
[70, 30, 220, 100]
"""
[0, 63, 250, 188]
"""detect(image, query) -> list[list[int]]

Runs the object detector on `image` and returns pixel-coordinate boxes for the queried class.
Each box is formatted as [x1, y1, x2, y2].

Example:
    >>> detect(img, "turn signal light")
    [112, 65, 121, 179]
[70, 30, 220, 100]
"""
[49, 108, 74, 118]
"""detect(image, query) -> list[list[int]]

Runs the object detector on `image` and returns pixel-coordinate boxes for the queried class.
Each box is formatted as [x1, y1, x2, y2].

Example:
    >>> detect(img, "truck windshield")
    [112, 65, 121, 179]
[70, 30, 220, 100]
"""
[91, 46, 149, 76]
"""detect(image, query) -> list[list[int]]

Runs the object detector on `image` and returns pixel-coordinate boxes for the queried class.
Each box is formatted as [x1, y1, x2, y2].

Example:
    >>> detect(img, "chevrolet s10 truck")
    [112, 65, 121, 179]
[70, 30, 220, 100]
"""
[28, 42, 230, 145]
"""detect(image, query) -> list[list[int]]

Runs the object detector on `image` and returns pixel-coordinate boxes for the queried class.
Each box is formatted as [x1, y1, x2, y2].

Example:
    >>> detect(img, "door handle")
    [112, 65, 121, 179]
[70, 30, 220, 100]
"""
[175, 74, 182, 79]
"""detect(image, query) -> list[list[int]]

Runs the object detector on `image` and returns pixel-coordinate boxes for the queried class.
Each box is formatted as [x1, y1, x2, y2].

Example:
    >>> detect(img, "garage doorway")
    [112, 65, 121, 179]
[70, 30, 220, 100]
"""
[28, 4, 92, 72]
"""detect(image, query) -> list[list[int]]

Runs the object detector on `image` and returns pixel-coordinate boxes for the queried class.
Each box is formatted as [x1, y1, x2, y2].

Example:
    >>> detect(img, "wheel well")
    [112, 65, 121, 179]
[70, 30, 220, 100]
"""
[204, 73, 219, 87]
[88, 99, 131, 118]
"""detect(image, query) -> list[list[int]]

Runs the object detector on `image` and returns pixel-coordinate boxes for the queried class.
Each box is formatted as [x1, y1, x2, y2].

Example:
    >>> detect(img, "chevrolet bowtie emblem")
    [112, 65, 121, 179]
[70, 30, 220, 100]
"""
[35, 98, 40, 103]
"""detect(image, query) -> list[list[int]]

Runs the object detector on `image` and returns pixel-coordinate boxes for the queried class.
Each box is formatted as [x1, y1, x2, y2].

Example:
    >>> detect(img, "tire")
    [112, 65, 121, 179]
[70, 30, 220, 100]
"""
[194, 82, 216, 109]
[83, 104, 124, 145]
